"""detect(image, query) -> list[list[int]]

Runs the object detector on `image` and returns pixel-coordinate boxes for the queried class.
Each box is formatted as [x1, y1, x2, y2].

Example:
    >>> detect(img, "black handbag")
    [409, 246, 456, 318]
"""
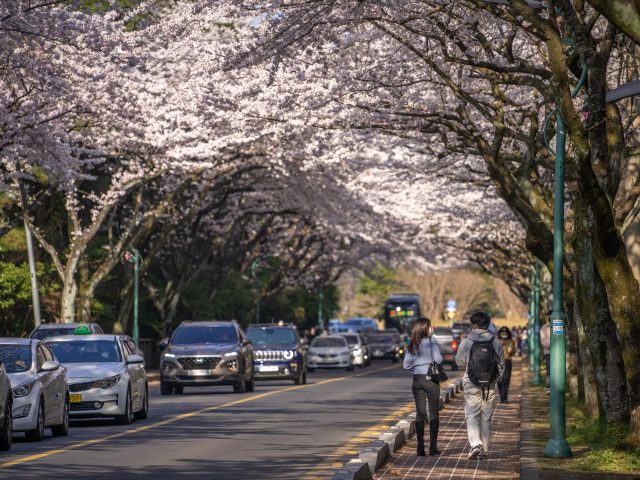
[428, 337, 448, 382]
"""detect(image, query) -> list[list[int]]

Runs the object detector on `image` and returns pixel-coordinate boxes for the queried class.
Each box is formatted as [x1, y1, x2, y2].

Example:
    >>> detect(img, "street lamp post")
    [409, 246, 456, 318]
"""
[318, 283, 324, 332]
[251, 257, 262, 324]
[531, 259, 542, 385]
[124, 248, 141, 346]
[24, 220, 41, 327]
[529, 270, 535, 368]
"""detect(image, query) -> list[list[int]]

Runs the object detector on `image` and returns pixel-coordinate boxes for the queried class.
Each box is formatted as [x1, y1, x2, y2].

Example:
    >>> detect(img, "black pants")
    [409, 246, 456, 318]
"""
[412, 375, 440, 423]
[498, 359, 513, 403]
[545, 354, 551, 389]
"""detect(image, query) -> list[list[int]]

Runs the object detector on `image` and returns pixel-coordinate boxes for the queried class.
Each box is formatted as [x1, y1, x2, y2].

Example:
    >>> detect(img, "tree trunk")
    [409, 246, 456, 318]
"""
[572, 215, 630, 422]
[564, 284, 580, 397]
[573, 303, 598, 415]
[60, 279, 78, 324]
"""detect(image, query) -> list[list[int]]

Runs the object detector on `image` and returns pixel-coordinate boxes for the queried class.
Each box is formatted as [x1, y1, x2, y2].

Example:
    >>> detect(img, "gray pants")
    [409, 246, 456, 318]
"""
[463, 379, 496, 452]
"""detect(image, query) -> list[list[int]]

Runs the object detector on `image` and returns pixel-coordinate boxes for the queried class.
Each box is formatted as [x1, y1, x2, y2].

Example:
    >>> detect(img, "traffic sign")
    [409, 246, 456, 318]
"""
[447, 311, 455, 319]
[447, 300, 456, 309]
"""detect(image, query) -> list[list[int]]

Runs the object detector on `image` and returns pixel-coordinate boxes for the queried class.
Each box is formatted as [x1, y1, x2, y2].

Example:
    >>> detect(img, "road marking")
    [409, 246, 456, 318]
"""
[299, 371, 464, 480]
[0, 364, 401, 470]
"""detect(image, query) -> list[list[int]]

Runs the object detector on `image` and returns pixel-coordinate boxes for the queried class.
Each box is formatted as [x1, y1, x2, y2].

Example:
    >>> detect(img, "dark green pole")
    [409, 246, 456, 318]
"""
[528, 271, 534, 367]
[132, 248, 139, 346]
[318, 284, 324, 331]
[532, 259, 542, 385]
[543, 117, 573, 457]
[252, 257, 261, 324]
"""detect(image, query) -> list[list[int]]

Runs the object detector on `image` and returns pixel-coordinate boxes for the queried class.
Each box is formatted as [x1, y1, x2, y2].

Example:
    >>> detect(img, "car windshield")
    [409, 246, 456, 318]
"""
[433, 328, 453, 336]
[172, 326, 238, 345]
[0, 345, 32, 373]
[311, 337, 347, 348]
[246, 328, 296, 345]
[343, 335, 359, 346]
[30, 327, 77, 340]
[344, 319, 363, 325]
[48, 341, 121, 363]
[371, 336, 393, 344]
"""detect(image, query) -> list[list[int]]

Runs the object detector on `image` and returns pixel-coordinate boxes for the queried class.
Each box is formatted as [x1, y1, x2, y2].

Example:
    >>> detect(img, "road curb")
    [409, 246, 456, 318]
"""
[310, 373, 463, 480]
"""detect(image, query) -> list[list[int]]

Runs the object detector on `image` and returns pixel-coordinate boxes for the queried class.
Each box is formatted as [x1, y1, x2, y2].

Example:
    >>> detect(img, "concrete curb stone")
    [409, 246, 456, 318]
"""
[358, 440, 390, 472]
[331, 459, 373, 480]
[396, 419, 415, 439]
[379, 427, 405, 453]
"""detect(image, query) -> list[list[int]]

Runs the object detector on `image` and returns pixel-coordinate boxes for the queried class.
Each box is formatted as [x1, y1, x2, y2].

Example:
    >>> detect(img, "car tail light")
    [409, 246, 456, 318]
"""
[452, 340, 458, 351]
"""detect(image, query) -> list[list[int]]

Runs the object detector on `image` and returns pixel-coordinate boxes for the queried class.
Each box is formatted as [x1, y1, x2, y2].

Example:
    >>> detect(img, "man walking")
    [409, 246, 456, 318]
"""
[455, 312, 506, 460]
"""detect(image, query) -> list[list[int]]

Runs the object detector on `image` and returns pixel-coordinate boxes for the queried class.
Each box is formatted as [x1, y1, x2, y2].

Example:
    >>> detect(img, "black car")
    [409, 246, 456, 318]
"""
[159, 320, 255, 394]
[367, 334, 401, 362]
[245, 323, 308, 384]
[451, 322, 472, 341]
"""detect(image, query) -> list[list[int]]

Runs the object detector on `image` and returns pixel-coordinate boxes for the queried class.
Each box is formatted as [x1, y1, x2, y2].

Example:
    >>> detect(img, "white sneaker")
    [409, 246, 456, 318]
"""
[468, 445, 481, 460]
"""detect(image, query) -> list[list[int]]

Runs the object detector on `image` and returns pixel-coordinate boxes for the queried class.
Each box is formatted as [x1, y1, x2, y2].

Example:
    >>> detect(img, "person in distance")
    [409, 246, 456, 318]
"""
[403, 318, 443, 457]
[455, 312, 505, 460]
[497, 326, 516, 404]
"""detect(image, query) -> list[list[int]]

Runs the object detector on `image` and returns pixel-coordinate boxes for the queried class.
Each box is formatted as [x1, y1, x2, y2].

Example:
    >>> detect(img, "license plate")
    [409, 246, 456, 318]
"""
[70, 394, 82, 403]
[186, 369, 212, 376]
[259, 366, 279, 372]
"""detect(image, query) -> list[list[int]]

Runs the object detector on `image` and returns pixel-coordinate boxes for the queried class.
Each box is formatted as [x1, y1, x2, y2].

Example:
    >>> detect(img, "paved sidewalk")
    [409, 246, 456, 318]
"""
[375, 358, 523, 480]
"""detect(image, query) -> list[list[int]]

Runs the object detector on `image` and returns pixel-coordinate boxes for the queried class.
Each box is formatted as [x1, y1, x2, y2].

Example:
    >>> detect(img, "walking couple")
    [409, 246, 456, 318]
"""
[403, 312, 505, 459]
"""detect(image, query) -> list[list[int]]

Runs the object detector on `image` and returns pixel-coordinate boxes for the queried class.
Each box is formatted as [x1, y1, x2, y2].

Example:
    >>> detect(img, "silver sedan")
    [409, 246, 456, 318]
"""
[45, 334, 148, 425]
[0, 338, 70, 441]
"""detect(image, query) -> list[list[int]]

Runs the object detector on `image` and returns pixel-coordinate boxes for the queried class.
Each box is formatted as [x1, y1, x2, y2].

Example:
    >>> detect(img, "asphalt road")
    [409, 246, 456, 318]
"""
[0, 362, 462, 479]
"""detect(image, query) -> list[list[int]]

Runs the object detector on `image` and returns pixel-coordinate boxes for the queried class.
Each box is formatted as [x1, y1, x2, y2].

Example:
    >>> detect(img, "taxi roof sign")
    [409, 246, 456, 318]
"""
[74, 325, 92, 335]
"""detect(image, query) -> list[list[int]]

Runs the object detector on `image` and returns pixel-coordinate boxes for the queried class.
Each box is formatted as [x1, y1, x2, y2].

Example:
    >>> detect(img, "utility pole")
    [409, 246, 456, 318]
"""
[252, 257, 262, 324]
[529, 269, 535, 370]
[318, 283, 324, 332]
[124, 248, 141, 346]
[24, 220, 41, 327]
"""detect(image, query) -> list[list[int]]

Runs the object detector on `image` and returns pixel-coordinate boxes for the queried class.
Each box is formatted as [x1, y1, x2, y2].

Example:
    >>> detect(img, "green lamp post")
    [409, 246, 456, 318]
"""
[251, 256, 262, 324]
[124, 247, 141, 346]
[529, 269, 535, 368]
[531, 259, 542, 385]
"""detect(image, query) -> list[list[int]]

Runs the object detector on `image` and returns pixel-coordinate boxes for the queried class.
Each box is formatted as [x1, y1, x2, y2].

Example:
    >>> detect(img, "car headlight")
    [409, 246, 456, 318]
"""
[342, 349, 351, 355]
[164, 353, 176, 358]
[283, 350, 294, 360]
[308, 351, 317, 357]
[91, 375, 120, 389]
[224, 351, 238, 357]
[13, 379, 37, 397]
[352, 348, 362, 354]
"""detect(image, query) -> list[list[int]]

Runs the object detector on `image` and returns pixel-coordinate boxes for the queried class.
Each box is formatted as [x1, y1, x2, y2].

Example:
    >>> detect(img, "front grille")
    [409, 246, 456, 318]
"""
[69, 381, 94, 393]
[176, 375, 223, 381]
[318, 354, 338, 358]
[255, 350, 285, 360]
[70, 402, 101, 411]
[177, 357, 220, 370]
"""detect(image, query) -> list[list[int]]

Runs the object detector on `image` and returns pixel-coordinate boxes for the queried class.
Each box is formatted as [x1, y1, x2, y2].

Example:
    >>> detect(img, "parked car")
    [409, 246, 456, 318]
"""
[159, 320, 255, 395]
[30, 322, 104, 340]
[45, 332, 148, 424]
[0, 360, 12, 450]
[343, 318, 379, 333]
[307, 336, 354, 371]
[245, 323, 307, 384]
[367, 334, 401, 362]
[432, 326, 458, 370]
[335, 332, 370, 368]
[380, 329, 405, 358]
[0, 338, 69, 442]
[451, 322, 472, 341]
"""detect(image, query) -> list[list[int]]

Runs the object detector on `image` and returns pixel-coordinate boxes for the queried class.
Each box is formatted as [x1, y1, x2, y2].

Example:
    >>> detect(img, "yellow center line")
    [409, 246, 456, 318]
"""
[299, 372, 464, 480]
[0, 364, 401, 470]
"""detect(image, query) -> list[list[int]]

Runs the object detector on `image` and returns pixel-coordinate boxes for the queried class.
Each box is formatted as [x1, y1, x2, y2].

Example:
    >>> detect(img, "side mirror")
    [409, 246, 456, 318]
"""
[127, 354, 144, 364]
[159, 338, 168, 348]
[300, 338, 308, 345]
[242, 337, 253, 345]
[0, 361, 5, 373]
[41, 360, 60, 372]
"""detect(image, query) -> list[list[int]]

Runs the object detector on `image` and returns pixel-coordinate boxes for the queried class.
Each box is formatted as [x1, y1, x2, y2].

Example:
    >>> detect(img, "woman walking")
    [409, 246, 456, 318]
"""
[497, 326, 516, 403]
[403, 318, 443, 456]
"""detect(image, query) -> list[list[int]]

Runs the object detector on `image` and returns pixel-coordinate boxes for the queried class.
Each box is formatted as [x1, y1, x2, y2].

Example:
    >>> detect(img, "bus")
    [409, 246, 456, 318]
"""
[383, 293, 422, 333]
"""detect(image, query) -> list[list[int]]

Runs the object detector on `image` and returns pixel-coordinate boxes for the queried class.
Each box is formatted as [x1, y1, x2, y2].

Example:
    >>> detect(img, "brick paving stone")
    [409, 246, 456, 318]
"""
[375, 358, 523, 480]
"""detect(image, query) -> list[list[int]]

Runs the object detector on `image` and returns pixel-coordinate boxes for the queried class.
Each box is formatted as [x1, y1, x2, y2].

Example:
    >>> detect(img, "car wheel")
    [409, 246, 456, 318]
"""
[246, 369, 255, 392]
[116, 387, 132, 425]
[451, 364, 459, 371]
[346, 363, 354, 372]
[0, 401, 12, 451]
[174, 385, 184, 394]
[160, 381, 173, 395]
[26, 398, 45, 442]
[51, 395, 69, 437]
[133, 384, 149, 420]
[359, 361, 364, 369]
[392, 355, 399, 363]
[233, 371, 246, 394]
[307, 368, 315, 373]
[294, 370, 304, 385]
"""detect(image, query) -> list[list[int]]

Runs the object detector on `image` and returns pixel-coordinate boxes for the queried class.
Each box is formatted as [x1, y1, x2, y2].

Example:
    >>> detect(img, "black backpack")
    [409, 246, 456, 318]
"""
[467, 336, 500, 400]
